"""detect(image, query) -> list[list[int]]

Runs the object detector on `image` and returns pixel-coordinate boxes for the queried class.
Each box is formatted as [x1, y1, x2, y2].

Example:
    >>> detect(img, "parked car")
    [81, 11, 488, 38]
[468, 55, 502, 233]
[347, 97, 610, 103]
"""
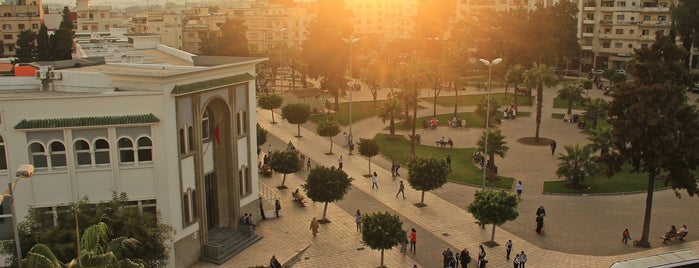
[688, 85, 699, 94]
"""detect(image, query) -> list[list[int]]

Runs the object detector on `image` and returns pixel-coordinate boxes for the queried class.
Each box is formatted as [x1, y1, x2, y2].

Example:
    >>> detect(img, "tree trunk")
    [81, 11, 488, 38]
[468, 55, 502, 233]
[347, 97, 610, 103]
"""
[297, 124, 301, 137]
[389, 117, 395, 135]
[420, 190, 425, 205]
[454, 84, 459, 115]
[535, 85, 543, 141]
[433, 86, 438, 118]
[368, 157, 372, 174]
[567, 100, 573, 114]
[411, 93, 418, 156]
[372, 87, 378, 107]
[281, 173, 287, 187]
[637, 172, 656, 248]
[329, 137, 333, 154]
[489, 154, 495, 167]
[270, 109, 276, 124]
[380, 249, 385, 267]
[490, 223, 496, 244]
[334, 92, 340, 112]
[322, 202, 329, 221]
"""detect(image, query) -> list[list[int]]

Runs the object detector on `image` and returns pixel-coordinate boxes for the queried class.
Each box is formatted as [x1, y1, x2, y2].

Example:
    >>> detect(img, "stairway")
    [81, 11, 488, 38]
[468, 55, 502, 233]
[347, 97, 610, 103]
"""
[201, 227, 262, 264]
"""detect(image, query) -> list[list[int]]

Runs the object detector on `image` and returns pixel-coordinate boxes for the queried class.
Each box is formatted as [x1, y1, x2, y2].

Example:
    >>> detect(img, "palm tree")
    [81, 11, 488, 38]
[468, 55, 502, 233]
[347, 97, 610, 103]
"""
[585, 127, 612, 158]
[524, 62, 558, 141]
[397, 58, 427, 156]
[555, 143, 595, 186]
[505, 64, 525, 103]
[476, 129, 509, 167]
[557, 80, 585, 114]
[378, 98, 404, 135]
[583, 98, 608, 129]
[475, 96, 501, 126]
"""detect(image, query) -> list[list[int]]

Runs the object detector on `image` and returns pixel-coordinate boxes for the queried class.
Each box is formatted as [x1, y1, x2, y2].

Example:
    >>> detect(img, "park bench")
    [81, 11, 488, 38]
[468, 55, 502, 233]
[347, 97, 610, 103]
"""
[435, 140, 454, 148]
[291, 190, 306, 207]
[259, 165, 273, 177]
[660, 231, 688, 243]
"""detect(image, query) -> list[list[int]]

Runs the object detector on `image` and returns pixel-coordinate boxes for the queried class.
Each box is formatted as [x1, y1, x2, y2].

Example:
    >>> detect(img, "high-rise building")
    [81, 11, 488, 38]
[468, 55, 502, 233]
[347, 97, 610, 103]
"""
[0, 0, 43, 56]
[346, 0, 417, 46]
[75, 0, 129, 33]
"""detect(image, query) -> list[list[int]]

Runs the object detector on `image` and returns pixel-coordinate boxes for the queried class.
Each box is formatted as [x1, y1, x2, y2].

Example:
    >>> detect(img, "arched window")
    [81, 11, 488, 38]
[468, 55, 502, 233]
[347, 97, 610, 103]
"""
[187, 126, 194, 152]
[29, 142, 47, 168]
[243, 110, 249, 134]
[179, 128, 186, 155]
[118, 138, 135, 164]
[201, 109, 210, 140]
[183, 191, 191, 222]
[239, 169, 244, 195]
[137, 137, 152, 162]
[191, 189, 198, 219]
[0, 135, 7, 171]
[94, 139, 110, 165]
[236, 111, 242, 135]
[74, 140, 91, 166]
[49, 141, 66, 168]
[245, 166, 252, 194]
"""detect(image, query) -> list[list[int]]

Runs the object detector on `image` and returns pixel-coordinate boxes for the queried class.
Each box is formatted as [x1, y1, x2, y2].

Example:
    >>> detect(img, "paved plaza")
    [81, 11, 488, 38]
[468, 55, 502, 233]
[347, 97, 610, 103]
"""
[195, 83, 699, 267]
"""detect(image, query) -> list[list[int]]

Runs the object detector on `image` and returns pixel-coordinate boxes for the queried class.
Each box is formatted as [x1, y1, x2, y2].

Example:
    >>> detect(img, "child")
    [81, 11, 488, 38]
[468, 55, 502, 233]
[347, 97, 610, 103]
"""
[622, 228, 630, 245]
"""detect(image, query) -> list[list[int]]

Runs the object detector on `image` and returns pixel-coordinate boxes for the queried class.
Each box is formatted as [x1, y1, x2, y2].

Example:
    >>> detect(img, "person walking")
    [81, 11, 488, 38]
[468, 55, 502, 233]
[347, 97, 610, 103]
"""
[396, 180, 406, 199]
[338, 155, 343, 170]
[391, 160, 397, 179]
[409, 228, 417, 254]
[460, 248, 471, 268]
[550, 140, 557, 155]
[400, 235, 409, 255]
[505, 239, 513, 259]
[513, 253, 520, 268]
[477, 245, 486, 268]
[519, 251, 527, 268]
[306, 158, 312, 170]
[442, 248, 454, 268]
[372, 172, 379, 189]
[270, 255, 282, 268]
[310, 217, 320, 238]
[446, 155, 452, 167]
[395, 162, 401, 177]
[274, 199, 281, 218]
[516, 181, 523, 199]
[535, 205, 546, 234]
[355, 210, 362, 232]
[259, 197, 266, 220]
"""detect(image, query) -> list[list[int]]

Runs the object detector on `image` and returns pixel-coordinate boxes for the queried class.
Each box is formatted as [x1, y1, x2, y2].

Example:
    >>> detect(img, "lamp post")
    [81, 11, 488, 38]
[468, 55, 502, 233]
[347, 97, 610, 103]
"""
[478, 58, 502, 190]
[345, 37, 360, 155]
[1, 164, 34, 268]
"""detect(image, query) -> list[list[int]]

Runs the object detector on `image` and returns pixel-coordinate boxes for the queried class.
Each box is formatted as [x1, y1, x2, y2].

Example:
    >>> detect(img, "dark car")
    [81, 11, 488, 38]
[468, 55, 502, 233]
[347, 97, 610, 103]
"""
[688, 85, 699, 94]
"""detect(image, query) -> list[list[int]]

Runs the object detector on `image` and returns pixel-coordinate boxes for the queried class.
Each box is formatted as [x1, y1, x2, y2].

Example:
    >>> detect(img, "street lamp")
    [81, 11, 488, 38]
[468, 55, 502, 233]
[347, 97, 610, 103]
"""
[478, 57, 502, 190]
[344, 37, 360, 155]
[1, 164, 34, 268]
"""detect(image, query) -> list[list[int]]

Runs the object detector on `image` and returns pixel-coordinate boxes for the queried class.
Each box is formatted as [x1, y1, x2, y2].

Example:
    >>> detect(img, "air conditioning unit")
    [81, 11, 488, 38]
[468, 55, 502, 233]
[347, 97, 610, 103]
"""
[49, 71, 62, 80]
[35, 70, 46, 79]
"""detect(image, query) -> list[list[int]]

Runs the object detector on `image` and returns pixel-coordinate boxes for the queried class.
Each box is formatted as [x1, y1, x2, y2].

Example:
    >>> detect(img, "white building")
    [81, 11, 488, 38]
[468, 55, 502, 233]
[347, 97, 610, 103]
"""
[0, 35, 266, 266]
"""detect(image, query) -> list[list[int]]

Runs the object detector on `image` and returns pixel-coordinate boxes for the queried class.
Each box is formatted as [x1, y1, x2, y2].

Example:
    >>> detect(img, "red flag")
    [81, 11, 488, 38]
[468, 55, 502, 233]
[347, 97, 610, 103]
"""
[213, 124, 220, 144]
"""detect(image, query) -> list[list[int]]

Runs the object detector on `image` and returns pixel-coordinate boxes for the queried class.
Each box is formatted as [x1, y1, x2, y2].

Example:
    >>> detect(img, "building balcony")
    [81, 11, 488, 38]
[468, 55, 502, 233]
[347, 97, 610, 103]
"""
[583, 6, 597, 11]
[600, 20, 613, 25]
[640, 21, 671, 27]
[582, 32, 594, 37]
[640, 6, 670, 13]
[583, 19, 595, 24]
[582, 45, 594, 51]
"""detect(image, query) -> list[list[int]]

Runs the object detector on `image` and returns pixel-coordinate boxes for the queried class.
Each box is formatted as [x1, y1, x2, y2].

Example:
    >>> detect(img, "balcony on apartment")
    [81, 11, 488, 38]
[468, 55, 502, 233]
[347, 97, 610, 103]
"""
[640, 1, 671, 12]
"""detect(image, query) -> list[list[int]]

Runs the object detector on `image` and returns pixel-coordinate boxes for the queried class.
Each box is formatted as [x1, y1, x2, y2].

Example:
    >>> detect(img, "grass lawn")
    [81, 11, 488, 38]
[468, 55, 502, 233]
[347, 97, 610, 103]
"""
[391, 111, 531, 131]
[544, 164, 671, 194]
[309, 100, 426, 126]
[551, 113, 610, 130]
[422, 93, 534, 108]
[375, 133, 514, 189]
[553, 97, 587, 110]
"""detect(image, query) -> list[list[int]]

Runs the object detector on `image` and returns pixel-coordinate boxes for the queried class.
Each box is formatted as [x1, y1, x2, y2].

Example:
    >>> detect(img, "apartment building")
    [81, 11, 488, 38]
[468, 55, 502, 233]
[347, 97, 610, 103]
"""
[579, 0, 674, 70]
[132, 11, 185, 50]
[455, 0, 564, 19]
[345, 0, 416, 47]
[0, 36, 266, 267]
[0, 0, 43, 57]
[229, 1, 315, 53]
[75, 0, 129, 33]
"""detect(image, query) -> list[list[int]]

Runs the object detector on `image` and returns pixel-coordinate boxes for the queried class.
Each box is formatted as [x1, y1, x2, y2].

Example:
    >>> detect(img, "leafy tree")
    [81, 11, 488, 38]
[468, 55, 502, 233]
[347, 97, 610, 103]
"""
[269, 150, 300, 188]
[360, 212, 406, 268]
[606, 33, 699, 247]
[582, 98, 607, 129]
[475, 96, 501, 126]
[24, 222, 146, 268]
[14, 30, 36, 64]
[360, 58, 382, 106]
[505, 64, 526, 103]
[281, 103, 311, 137]
[302, 166, 353, 221]
[407, 157, 450, 206]
[524, 62, 558, 141]
[555, 143, 596, 186]
[476, 129, 509, 168]
[610, 72, 627, 85]
[3, 194, 172, 267]
[199, 18, 250, 56]
[556, 80, 585, 114]
[377, 98, 403, 135]
[357, 138, 379, 174]
[50, 6, 74, 60]
[585, 127, 611, 158]
[36, 24, 50, 61]
[300, 0, 352, 111]
[467, 190, 519, 244]
[316, 117, 341, 154]
[674, 0, 699, 56]
[257, 94, 284, 124]
[397, 58, 427, 156]
[256, 123, 268, 146]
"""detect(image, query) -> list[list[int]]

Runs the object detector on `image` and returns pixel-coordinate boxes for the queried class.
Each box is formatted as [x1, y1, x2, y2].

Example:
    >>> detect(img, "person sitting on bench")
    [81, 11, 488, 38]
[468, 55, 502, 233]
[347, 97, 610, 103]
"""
[678, 224, 688, 240]
[662, 225, 677, 243]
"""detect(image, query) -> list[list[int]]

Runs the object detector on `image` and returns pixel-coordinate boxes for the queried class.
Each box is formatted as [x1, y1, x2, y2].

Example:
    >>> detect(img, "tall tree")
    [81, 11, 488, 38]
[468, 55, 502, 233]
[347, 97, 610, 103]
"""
[257, 94, 284, 124]
[467, 190, 519, 245]
[397, 58, 427, 156]
[199, 18, 249, 56]
[377, 98, 404, 136]
[281, 103, 311, 137]
[606, 33, 699, 247]
[505, 64, 526, 103]
[50, 6, 74, 60]
[302, 166, 353, 222]
[360, 58, 382, 107]
[316, 117, 341, 154]
[300, 0, 352, 111]
[557, 80, 585, 114]
[476, 129, 509, 168]
[360, 212, 406, 268]
[475, 96, 501, 127]
[36, 24, 51, 61]
[555, 143, 596, 186]
[673, 0, 699, 58]
[524, 62, 558, 141]
[407, 157, 450, 206]
[269, 150, 300, 188]
[582, 98, 607, 129]
[585, 127, 611, 158]
[14, 30, 36, 64]
[256, 124, 268, 146]
[357, 138, 379, 174]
